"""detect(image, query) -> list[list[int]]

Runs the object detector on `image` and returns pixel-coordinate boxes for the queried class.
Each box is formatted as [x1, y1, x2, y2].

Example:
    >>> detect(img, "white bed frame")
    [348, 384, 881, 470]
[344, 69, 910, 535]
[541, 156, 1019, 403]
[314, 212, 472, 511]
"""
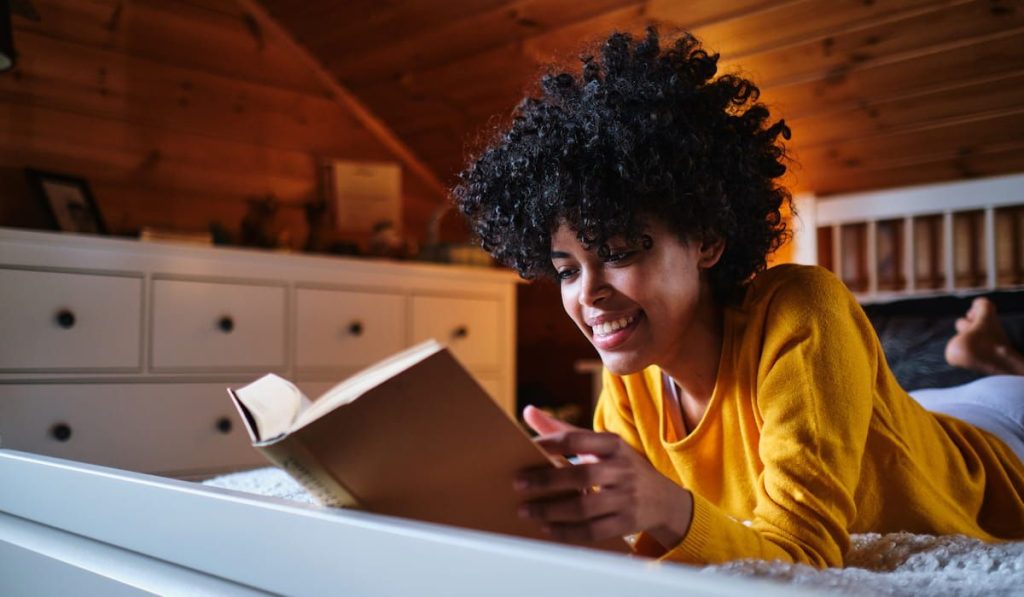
[0, 449, 807, 596]
[791, 172, 1024, 301]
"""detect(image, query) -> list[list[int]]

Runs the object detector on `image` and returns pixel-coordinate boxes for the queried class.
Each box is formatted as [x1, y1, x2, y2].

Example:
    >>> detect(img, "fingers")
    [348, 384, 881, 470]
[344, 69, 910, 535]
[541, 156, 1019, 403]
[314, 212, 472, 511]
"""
[518, 488, 636, 543]
[519, 487, 632, 523]
[545, 513, 636, 544]
[534, 430, 623, 459]
[516, 428, 643, 545]
[516, 460, 631, 495]
[523, 405, 581, 436]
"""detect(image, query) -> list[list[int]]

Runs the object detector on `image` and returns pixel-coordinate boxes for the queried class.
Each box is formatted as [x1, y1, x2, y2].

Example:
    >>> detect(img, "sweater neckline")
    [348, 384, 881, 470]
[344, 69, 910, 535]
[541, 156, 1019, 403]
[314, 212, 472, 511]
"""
[657, 305, 735, 449]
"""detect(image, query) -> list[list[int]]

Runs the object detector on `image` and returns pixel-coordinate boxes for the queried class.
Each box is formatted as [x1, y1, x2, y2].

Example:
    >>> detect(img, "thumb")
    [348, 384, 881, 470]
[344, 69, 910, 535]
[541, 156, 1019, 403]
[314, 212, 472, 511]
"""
[523, 405, 581, 436]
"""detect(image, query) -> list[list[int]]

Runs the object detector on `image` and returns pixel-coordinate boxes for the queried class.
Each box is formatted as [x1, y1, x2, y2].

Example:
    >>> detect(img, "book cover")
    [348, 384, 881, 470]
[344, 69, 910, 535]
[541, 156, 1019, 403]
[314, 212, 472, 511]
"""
[228, 341, 571, 543]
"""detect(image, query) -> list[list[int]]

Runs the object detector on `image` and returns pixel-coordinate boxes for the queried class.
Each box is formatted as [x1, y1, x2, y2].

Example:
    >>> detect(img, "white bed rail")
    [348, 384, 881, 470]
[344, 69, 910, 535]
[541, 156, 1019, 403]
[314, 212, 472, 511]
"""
[792, 173, 1024, 301]
[0, 450, 812, 597]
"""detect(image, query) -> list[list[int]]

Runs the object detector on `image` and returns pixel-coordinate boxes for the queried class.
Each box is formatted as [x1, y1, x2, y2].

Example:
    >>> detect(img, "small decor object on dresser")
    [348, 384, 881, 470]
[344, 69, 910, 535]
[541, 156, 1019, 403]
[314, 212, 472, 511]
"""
[229, 340, 626, 552]
[323, 159, 402, 235]
[26, 169, 106, 234]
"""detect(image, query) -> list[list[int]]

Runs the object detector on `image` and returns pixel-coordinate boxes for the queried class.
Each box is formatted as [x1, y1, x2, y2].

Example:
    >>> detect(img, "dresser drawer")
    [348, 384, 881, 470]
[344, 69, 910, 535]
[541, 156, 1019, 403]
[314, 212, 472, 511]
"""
[410, 295, 502, 371]
[295, 287, 406, 370]
[151, 279, 286, 371]
[0, 269, 142, 371]
[0, 383, 263, 475]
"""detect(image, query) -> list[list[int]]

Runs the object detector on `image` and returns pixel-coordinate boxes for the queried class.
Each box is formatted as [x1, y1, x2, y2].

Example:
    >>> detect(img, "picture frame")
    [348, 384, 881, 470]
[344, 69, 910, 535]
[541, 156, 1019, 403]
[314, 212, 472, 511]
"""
[26, 169, 107, 234]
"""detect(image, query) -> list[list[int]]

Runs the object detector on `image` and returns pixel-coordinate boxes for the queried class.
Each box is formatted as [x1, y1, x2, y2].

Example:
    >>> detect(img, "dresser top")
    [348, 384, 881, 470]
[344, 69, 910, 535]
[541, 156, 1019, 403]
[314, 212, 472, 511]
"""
[0, 227, 522, 288]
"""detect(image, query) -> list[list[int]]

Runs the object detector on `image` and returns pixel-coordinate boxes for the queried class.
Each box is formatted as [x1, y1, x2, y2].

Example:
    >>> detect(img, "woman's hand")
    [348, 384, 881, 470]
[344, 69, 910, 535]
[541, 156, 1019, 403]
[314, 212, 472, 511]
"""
[516, 406, 693, 550]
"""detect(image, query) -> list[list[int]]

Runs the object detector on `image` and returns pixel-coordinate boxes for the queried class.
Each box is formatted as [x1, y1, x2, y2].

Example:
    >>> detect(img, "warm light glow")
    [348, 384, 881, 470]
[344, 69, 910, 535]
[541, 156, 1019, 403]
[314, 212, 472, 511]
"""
[767, 202, 795, 266]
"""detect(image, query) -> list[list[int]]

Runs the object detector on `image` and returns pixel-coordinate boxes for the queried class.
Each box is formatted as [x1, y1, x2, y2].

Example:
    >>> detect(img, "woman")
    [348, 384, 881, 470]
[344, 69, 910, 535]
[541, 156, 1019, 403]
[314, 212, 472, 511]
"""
[454, 28, 1024, 567]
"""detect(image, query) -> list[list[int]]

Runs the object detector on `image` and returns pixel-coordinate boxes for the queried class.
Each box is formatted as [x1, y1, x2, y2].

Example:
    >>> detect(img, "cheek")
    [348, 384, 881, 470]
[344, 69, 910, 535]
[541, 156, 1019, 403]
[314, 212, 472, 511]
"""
[560, 287, 574, 314]
[560, 286, 585, 326]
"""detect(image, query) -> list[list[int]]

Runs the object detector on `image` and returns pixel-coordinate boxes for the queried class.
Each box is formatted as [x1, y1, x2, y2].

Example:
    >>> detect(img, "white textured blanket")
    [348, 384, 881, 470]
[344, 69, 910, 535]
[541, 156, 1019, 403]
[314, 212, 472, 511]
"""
[205, 468, 1024, 596]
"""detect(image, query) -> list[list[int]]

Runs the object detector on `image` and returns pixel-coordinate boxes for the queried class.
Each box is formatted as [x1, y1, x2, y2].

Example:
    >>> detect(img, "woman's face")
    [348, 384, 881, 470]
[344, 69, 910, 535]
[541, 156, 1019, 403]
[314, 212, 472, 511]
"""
[550, 220, 722, 377]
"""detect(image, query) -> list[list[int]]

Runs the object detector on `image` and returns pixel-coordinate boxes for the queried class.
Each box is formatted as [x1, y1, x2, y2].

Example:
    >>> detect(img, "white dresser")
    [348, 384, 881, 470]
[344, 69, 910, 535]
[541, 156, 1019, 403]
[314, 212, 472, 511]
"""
[0, 227, 518, 477]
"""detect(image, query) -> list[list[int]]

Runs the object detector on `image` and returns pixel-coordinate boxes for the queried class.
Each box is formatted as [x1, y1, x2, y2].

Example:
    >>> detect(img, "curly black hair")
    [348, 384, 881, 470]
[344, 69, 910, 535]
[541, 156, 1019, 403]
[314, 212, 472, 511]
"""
[454, 28, 792, 302]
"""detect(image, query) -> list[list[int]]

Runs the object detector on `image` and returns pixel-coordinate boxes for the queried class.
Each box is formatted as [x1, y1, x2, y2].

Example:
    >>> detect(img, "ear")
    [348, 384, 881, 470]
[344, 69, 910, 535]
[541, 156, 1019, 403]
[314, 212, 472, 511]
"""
[697, 236, 725, 269]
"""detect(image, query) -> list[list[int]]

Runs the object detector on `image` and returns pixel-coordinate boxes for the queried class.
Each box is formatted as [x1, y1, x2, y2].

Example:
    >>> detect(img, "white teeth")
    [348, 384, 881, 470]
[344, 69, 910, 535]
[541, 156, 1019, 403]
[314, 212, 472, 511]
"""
[592, 315, 636, 336]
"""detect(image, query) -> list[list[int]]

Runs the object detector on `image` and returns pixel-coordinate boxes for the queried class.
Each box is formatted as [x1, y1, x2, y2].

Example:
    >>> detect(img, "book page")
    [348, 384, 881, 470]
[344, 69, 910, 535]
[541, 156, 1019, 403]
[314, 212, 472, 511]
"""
[294, 339, 442, 428]
[233, 374, 306, 441]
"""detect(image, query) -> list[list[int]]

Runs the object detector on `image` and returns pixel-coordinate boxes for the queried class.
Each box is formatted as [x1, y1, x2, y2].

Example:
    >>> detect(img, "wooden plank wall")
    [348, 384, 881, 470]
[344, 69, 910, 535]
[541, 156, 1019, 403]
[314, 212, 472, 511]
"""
[262, 0, 1024, 197]
[0, 0, 447, 246]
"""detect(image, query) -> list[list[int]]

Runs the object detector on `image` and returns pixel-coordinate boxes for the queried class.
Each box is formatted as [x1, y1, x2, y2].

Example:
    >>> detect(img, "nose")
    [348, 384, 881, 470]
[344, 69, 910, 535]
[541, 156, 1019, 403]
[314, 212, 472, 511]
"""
[579, 268, 611, 306]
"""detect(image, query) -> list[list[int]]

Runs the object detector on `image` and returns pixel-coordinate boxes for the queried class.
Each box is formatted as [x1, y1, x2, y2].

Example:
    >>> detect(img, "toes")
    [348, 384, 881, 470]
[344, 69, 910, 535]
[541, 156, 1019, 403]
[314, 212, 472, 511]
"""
[945, 336, 969, 368]
[966, 298, 985, 320]
[972, 297, 997, 322]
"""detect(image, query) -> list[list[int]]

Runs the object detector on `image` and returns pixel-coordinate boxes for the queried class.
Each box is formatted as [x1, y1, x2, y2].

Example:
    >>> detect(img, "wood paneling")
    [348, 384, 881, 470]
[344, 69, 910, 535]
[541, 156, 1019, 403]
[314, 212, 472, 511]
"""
[257, 0, 1024, 197]
[321, 0, 641, 83]
[795, 108, 1024, 170]
[21, 0, 327, 94]
[719, 1, 1023, 86]
[691, 0, 953, 59]
[1, 32, 384, 154]
[762, 29, 1024, 118]
[788, 71, 1024, 148]
[2, 0, 446, 244]
[798, 141, 1024, 194]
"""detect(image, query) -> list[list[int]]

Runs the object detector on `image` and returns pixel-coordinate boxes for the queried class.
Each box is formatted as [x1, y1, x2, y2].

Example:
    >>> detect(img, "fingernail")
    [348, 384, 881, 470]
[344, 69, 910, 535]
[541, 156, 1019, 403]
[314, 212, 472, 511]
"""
[517, 505, 531, 518]
[514, 478, 529, 490]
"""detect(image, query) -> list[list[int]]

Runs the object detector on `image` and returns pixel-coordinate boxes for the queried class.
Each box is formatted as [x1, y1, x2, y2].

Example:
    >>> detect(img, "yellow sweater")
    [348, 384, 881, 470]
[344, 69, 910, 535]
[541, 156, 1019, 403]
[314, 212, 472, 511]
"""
[594, 264, 1024, 567]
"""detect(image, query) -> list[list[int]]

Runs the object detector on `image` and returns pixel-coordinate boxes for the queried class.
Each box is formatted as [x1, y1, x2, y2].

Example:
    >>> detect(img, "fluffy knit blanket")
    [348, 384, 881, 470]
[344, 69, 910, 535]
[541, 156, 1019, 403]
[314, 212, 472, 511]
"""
[205, 468, 1024, 596]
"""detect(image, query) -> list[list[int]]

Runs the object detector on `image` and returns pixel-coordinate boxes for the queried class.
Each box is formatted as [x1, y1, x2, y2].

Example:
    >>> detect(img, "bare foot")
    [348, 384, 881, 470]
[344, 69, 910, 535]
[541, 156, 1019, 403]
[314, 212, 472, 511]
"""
[944, 297, 1024, 376]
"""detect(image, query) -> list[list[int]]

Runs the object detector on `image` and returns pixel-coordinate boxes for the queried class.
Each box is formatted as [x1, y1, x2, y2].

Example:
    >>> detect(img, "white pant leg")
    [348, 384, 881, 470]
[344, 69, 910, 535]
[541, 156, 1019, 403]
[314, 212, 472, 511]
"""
[910, 375, 1024, 464]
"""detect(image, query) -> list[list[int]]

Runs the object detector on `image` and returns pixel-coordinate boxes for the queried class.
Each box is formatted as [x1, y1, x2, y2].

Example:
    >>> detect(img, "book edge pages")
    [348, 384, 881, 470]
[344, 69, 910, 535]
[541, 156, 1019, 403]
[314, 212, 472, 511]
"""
[227, 387, 261, 442]
[230, 373, 309, 440]
[259, 435, 361, 508]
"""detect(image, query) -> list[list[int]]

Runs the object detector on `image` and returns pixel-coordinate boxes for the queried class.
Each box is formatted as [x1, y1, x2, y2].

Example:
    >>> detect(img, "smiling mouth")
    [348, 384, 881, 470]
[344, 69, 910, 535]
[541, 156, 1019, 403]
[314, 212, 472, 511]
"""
[592, 313, 640, 337]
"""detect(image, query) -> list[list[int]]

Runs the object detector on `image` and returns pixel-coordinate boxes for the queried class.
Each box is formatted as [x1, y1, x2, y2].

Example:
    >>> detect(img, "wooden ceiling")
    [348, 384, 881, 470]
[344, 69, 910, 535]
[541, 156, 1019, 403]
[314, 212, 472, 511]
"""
[256, 0, 1024, 197]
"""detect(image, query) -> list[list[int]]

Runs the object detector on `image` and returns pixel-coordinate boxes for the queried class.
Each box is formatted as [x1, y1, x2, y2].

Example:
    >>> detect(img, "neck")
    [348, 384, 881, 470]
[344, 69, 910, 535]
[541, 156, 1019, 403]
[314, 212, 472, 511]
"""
[662, 291, 724, 407]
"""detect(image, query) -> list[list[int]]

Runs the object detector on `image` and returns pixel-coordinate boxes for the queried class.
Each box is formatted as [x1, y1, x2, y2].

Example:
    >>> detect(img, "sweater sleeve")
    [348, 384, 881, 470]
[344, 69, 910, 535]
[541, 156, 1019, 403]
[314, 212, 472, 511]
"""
[662, 268, 877, 567]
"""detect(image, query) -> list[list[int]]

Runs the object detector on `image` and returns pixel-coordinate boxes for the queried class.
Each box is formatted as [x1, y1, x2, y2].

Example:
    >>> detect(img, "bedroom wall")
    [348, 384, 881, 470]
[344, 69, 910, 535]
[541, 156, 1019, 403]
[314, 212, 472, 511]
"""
[0, 0, 800, 426]
[0, 0, 448, 246]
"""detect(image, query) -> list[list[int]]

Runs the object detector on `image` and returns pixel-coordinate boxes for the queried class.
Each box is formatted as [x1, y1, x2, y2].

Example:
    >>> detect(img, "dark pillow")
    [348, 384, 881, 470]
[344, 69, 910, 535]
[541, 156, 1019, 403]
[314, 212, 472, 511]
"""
[861, 290, 1024, 391]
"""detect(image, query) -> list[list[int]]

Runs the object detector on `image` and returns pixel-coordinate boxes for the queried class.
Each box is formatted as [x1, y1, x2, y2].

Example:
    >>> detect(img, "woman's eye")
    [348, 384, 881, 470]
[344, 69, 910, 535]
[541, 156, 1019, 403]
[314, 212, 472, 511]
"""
[604, 250, 636, 264]
[555, 268, 578, 281]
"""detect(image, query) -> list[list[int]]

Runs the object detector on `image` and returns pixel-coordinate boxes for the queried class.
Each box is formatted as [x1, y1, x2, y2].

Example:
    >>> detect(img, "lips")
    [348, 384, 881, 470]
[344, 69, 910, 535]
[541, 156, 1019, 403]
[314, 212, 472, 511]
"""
[589, 311, 643, 350]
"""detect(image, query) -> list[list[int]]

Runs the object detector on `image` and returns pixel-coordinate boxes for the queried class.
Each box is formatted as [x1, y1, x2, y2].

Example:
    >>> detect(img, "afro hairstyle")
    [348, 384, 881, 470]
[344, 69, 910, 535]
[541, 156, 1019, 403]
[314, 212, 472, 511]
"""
[454, 27, 793, 302]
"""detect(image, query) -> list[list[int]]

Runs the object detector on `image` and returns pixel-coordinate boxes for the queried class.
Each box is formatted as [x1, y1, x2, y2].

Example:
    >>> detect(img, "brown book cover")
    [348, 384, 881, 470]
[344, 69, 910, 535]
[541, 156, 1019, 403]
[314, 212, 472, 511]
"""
[228, 341, 625, 550]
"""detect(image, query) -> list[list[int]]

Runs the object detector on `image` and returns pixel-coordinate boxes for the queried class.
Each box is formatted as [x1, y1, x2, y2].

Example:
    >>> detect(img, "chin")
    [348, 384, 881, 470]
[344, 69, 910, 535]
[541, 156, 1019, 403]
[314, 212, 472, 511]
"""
[598, 353, 649, 377]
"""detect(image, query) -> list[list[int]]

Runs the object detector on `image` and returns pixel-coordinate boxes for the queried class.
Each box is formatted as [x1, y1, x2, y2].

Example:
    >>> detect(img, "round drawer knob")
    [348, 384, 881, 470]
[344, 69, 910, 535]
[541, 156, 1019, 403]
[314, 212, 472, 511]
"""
[452, 325, 469, 339]
[215, 417, 233, 434]
[218, 316, 235, 333]
[55, 309, 76, 329]
[348, 321, 364, 336]
[50, 423, 72, 442]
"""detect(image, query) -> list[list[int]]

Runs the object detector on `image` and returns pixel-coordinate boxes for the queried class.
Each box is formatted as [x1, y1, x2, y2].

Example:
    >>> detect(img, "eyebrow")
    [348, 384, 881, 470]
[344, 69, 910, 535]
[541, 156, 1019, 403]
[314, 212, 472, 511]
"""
[550, 251, 572, 259]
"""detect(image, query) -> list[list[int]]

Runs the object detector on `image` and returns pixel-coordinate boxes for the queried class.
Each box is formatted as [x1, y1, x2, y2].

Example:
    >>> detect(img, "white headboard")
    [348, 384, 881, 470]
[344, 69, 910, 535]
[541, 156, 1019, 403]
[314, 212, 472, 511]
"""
[791, 173, 1024, 301]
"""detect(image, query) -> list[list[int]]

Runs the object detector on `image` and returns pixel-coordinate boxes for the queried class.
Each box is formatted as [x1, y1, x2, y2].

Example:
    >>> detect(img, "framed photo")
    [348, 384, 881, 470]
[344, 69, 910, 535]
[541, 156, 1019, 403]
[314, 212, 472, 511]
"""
[26, 169, 107, 234]
[322, 159, 402, 234]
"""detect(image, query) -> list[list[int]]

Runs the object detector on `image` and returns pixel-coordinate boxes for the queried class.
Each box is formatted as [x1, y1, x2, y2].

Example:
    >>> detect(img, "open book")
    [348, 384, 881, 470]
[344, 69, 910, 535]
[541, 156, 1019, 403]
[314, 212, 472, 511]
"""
[229, 340, 619, 548]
